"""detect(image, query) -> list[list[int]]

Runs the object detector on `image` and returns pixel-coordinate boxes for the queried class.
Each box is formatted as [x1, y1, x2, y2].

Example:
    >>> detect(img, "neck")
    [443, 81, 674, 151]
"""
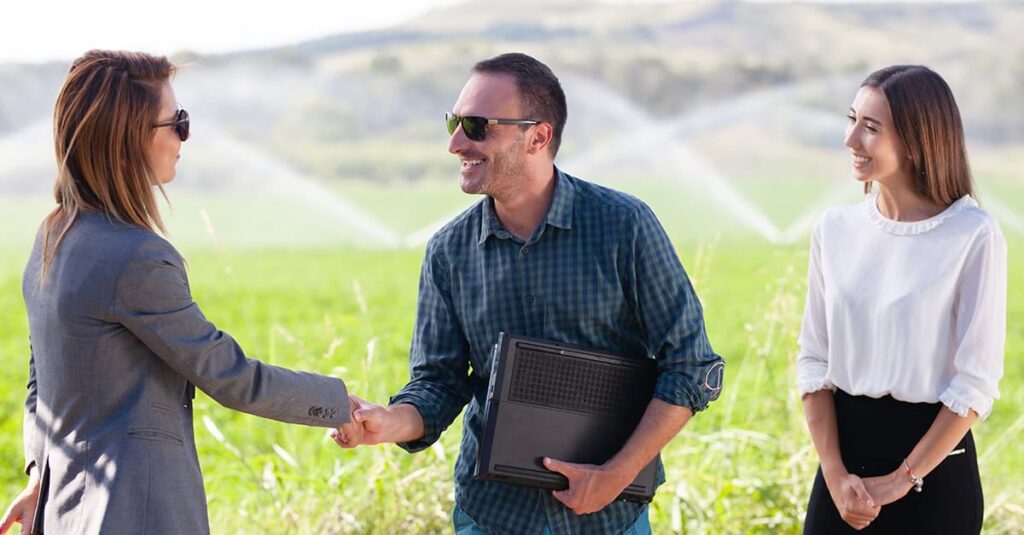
[873, 181, 944, 222]
[493, 164, 556, 241]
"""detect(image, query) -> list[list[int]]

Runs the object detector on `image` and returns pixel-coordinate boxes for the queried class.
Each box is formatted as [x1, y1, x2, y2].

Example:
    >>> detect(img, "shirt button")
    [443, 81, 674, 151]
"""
[496, 231, 510, 240]
[521, 246, 530, 255]
[525, 294, 535, 304]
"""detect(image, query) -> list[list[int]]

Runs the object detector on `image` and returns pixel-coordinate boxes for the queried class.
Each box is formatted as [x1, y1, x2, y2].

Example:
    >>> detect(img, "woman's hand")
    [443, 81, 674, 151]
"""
[823, 469, 880, 530]
[0, 468, 40, 535]
[862, 470, 914, 507]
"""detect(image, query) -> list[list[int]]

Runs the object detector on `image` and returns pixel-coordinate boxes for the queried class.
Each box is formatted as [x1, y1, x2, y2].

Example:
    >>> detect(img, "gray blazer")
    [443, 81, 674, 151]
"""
[21, 211, 349, 534]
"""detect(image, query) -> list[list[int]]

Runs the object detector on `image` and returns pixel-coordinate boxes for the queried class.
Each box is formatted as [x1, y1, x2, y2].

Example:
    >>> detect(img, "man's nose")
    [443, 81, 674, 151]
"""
[448, 125, 470, 154]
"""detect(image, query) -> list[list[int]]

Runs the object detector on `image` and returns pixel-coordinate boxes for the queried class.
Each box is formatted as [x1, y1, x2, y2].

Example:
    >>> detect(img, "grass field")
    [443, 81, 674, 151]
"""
[0, 183, 1021, 533]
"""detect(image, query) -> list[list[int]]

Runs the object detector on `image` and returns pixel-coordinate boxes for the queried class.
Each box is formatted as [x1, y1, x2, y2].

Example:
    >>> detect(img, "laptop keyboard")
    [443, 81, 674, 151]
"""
[508, 348, 653, 418]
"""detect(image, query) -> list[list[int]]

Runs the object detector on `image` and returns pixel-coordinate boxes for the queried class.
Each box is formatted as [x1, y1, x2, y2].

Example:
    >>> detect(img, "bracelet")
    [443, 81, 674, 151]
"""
[903, 458, 924, 493]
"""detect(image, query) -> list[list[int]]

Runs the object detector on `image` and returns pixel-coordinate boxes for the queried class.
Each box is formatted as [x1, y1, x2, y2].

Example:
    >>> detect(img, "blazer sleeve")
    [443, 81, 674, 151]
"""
[23, 341, 43, 475]
[110, 235, 349, 427]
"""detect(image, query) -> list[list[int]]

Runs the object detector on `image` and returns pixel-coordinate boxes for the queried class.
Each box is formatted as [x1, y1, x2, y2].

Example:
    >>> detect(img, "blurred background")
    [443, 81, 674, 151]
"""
[1, 1, 1021, 533]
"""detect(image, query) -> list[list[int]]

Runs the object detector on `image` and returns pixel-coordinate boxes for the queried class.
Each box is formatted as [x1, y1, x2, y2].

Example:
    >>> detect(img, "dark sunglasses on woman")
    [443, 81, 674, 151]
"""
[153, 108, 190, 142]
[445, 112, 539, 142]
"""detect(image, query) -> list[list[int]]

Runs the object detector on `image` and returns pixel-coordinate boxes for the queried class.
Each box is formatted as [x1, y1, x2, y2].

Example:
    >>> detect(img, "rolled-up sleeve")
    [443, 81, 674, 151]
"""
[628, 204, 724, 412]
[939, 224, 1006, 419]
[390, 236, 473, 452]
[796, 218, 834, 396]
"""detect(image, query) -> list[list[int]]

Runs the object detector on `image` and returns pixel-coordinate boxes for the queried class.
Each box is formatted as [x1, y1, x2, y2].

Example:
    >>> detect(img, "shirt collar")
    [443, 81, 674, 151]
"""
[478, 167, 575, 245]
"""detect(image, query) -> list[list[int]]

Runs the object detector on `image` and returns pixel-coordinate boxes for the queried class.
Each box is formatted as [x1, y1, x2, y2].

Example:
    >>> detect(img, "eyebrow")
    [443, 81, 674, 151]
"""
[848, 107, 883, 125]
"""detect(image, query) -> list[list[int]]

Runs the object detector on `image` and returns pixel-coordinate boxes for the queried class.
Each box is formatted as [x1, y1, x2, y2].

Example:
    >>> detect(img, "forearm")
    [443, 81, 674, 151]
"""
[905, 407, 976, 477]
[802, 390, 846, 478]
[606, 398, 693, 477]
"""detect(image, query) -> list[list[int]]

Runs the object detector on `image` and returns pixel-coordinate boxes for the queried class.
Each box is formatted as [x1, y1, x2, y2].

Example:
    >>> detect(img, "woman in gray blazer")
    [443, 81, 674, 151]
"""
[0, 50, 356, 535]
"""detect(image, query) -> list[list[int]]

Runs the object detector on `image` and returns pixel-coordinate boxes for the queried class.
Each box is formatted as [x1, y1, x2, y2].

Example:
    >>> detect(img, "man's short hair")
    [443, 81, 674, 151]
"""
[473, 52, 567, 157]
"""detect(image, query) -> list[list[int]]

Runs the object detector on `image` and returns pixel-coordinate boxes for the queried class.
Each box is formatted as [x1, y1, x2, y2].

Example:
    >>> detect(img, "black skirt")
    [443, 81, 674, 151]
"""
[804, 390, 983, 535]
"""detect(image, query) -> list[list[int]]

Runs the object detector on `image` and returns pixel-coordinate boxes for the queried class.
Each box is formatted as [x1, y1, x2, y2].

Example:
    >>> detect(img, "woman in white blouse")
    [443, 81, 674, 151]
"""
[798, 65, 1006, 534]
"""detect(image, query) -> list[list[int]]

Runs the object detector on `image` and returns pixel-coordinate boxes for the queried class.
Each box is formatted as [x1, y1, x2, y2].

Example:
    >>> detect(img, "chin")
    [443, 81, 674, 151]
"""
[460, 177, 485, 195]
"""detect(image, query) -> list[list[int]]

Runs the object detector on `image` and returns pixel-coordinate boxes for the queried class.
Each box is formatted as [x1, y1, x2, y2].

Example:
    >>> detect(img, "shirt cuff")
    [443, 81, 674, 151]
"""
[653, 361, 724, 413]
[796, 356, 833, 396]
[939, 378, 996, 420]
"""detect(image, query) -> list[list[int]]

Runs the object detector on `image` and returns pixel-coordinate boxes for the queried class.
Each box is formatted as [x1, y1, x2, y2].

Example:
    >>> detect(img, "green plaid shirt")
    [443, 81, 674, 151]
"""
[391, 169, 724, 535]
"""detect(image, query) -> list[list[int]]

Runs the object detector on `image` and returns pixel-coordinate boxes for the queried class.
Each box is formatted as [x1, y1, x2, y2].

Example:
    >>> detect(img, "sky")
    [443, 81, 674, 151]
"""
[0, 0, 465, 64]
[0, 0, 977, 65]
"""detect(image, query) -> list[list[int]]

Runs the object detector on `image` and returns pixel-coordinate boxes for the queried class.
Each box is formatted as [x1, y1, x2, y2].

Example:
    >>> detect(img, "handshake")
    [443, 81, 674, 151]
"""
[329, 395, 424, 448]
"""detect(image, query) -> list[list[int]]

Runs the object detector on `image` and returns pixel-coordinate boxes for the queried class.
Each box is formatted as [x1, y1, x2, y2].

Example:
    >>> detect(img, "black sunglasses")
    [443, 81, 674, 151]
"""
[445, 112, 539, 142]
[153, 108, 190, 142]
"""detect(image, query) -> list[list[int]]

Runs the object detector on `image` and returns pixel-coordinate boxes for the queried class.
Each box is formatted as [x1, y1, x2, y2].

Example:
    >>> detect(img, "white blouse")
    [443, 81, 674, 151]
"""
[797, 192, 1007, 419]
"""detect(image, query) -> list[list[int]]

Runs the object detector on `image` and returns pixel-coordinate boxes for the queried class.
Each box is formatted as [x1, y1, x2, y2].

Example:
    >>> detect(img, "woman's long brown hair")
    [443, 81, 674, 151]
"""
[40, 50, 174, 283]
[860, 65, 974, 206]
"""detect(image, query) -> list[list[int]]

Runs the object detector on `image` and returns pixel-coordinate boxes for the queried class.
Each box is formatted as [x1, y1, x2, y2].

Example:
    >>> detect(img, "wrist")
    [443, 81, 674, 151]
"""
[27, 464, 41, 489]
[600, 459, 639, 487]
[386, 403, 425, 443]
[820, 462, 849, 484]
[901, 458, 924, 493]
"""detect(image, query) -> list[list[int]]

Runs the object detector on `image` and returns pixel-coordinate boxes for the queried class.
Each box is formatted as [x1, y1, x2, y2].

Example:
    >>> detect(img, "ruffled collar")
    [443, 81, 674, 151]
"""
[864, 191, 976, 236]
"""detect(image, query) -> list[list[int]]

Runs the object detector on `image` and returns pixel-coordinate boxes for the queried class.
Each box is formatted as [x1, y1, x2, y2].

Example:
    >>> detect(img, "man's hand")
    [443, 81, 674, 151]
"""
[330, 394, 368, 447]
[330, 396, 425, 447]
[862, 470, 913, 508]
[0, 468, 40, 535]
[543, 457, 635, 515]
[823, 470, 880, 531]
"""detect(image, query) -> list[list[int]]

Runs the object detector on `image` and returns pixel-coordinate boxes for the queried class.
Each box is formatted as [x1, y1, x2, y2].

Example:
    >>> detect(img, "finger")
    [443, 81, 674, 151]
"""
[850, 478, 876, 508]
[843, 509, 878, 525]
[339, 422, 363, 445]
[543, 457, 576, 478]
[0, 505, 17, 534]
[551, 488, 576, 511]
[353, 407, 373, 424]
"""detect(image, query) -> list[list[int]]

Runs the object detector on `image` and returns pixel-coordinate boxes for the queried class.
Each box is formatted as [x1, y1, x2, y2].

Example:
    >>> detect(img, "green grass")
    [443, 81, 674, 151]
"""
[1, 231, 1021, 533]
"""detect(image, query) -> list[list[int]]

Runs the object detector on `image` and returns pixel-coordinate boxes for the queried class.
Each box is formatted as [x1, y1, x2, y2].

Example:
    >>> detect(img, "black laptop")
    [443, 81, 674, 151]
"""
[474, 333, 659, 503]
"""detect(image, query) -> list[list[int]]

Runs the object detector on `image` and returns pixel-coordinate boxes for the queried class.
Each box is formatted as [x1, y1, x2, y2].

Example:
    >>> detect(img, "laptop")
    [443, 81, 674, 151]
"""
[474, 332, 659, 503]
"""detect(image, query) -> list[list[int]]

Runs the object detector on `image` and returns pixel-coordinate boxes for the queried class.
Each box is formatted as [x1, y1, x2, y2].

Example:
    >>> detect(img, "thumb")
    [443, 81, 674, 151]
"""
[354, 406, 385, 431]
[543, 457, 576, 477]
[851, 478, 876, 508]
[0, 507, 16, 534]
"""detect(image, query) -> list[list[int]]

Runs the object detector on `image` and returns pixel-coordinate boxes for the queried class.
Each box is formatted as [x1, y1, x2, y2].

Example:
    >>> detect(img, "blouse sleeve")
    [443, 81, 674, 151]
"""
[796, 217, 834, 395]
[939, 222, 1007, 419]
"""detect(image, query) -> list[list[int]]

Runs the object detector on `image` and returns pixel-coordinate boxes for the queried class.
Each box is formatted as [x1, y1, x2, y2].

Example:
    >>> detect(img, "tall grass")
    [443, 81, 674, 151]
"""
[0, 238, 1020, 534]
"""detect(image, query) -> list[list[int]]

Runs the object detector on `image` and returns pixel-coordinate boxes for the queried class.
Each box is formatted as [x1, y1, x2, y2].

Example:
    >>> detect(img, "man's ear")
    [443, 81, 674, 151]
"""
[526, 122, 553, 155]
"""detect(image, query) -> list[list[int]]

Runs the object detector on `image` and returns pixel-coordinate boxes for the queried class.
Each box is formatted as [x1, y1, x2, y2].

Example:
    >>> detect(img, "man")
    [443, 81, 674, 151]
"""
[335, 52, 724, 534]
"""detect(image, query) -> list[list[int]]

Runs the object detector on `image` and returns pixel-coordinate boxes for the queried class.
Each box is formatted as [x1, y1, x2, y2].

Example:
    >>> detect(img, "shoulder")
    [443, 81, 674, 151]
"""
[425, 198, 486, 258]
[955, 202, 1003, 239]
[566, 174, 662, 239]
[570, 174, 650, 218]
[811, 199, 869, 241]
[67, 213, 185, 283]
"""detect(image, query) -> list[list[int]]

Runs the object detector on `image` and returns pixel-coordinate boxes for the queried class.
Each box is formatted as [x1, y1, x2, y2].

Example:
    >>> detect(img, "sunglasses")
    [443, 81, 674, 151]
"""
[445, 112, 539, 142]
[153, 108, 190, 142]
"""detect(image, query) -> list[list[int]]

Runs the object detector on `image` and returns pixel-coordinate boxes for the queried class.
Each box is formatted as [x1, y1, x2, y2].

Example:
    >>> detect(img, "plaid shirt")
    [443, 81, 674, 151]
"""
[390, 169, 724, 535]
